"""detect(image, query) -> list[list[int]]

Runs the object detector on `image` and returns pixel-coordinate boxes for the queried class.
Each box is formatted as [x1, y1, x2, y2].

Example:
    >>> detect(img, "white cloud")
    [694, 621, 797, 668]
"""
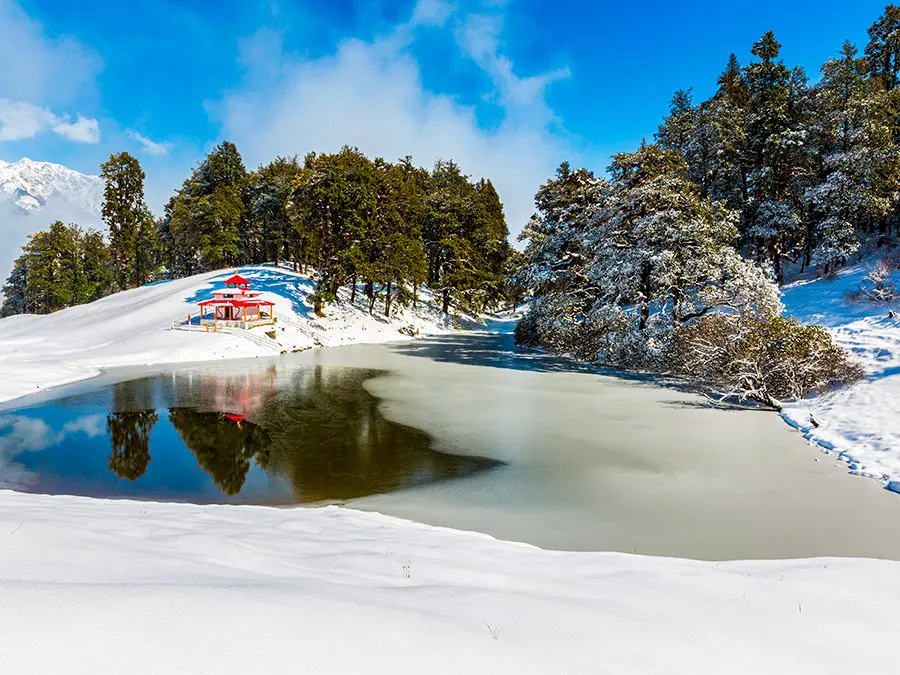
[0, 99, 100, 144]
[53, 115, 101, 144]
[0, 100, 56, 141]
[127, 130, 171, 156]
[410, 0, 454, 27]
[0, 0, 101, 106]
[454, 12, 570, 122]
[215, 1, 572, 239]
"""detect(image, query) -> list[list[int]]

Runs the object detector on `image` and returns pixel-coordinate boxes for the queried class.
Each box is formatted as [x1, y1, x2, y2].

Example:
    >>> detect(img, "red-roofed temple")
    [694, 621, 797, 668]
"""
[198, 273, 276, 329]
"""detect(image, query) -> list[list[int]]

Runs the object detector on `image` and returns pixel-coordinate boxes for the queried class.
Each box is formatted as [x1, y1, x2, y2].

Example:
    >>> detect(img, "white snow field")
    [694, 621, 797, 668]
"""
[0, 265, 478, 405]
[781, 263, 900, 493]
[1, 489, 899, 675]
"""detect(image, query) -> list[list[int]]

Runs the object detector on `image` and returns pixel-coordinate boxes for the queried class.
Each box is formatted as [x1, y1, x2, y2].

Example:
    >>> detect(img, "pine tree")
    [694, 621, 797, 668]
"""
[247, 156, 301, 265]
[288, 147, 378, 312]
[167, 141, 248, 272]
[516, 147, 781, 367]
[515, 161, 606, 304]
[865, 5, 900, 90]
[743, 31, 812, 282]
[100, 152, 148, 290]
[805, 40, 900, 269]
[1, 254, 30, 316]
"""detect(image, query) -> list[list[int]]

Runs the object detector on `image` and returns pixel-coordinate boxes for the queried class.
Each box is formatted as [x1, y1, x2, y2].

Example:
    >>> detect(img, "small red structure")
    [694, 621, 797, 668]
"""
[198, 272, 275, 329]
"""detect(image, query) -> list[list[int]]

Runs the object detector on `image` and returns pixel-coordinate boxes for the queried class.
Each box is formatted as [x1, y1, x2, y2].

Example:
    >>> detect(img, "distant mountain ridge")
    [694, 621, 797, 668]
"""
[0, 158, 102, 217]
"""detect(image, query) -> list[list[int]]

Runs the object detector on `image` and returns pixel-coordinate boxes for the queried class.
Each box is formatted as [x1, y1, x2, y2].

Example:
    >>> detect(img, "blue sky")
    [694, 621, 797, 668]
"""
[0, 0, 893, 235]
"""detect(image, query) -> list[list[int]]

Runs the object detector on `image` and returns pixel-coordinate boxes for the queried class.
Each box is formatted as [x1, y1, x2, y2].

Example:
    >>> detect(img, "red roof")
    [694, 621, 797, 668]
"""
[198, 298, 274, 307]
[223, 274, 251, 286]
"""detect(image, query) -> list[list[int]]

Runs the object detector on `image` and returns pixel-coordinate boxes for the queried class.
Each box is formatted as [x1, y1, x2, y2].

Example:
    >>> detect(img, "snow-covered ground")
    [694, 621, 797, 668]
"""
[4, 264, 900, 673]
[1, 488, 899, 675]
[782, 263, 900, 493]
[0, 265, 493, 405]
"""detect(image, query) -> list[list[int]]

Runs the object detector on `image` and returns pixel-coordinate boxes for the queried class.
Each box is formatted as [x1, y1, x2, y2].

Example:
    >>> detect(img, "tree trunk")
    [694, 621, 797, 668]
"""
[350, 274, 357, 304]
[384, 281, 392, 316]
[365, 281, 376, 314]
[442, 288, 450, 315]
[771, 243, 783, 285]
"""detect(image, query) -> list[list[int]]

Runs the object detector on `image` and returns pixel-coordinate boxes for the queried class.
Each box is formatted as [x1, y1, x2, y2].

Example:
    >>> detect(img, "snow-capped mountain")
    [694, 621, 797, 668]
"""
[0, 158, 104, 285]
[0, 158, 103, 216]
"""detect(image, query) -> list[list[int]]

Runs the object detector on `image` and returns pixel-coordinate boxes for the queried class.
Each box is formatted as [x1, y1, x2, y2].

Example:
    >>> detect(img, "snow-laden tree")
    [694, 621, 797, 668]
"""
[514, 162, 608, 301]
[743, 32, 813, 283]
[579, 144, 781, 366]
[517, 145, 782, 368]
[673, 314, 864, 409]
[513, 162, 609, 350]
[804, 41, 900, 270]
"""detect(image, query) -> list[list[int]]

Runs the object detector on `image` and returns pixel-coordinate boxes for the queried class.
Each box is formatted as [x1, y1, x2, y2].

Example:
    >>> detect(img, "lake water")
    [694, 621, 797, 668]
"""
[4, 332, 900, 560]
[0, 365, 497, 504]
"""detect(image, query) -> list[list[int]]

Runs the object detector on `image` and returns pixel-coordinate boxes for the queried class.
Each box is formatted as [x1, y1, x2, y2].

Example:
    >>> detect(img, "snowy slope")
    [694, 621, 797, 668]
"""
[1, 489, 899, 675]
[782, 264, 900, 492]
[0, 158, 102, 215]
[0, 265, 491, 405]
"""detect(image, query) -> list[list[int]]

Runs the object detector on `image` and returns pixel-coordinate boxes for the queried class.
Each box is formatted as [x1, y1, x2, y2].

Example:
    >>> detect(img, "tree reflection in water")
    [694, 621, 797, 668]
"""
[78, 365, 498, 502]
[168, 409, 271, 495]
[258, 367, 498, 502]
[106, 411, 158, 481]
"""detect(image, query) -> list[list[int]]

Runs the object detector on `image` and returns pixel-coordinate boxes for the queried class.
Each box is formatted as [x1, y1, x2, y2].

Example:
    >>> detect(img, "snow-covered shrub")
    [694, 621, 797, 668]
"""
[575, 304, 644, 366]
[672, 314, 864, 409]
[847, 259, 898, 305]
[517, 295, 584, 354]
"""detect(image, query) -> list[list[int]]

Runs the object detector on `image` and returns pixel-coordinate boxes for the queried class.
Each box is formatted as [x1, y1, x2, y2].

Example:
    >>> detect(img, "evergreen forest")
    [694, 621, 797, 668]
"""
[2, 145, 517, 318]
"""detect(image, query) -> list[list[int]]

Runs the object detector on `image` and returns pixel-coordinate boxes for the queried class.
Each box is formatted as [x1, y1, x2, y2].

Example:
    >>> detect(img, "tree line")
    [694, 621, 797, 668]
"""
[2, 144, 517, 317]
[657, 9, 900, 282]
[510, 2, 900, 408]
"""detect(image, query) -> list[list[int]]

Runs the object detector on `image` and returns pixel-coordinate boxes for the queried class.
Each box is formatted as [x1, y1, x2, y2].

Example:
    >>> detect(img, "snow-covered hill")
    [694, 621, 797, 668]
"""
[782, 263, 900, 493]
[0, 265, 495, 405]
[0, 157, 102, 215]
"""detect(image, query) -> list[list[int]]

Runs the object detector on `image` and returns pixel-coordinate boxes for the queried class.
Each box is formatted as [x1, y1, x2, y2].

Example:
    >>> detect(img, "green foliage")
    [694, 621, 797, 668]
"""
[1, 221, 113, 316]
[101, 152, 157, 289]
[164, 141, 248, 274]
[654, 18, 900, 282]
[4, 141, 511, 320]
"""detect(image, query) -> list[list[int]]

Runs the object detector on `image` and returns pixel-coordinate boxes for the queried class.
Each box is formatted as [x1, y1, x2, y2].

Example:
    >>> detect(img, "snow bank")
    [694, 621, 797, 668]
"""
[1, 488, 898, 675]
[0, 265, 497, 405]
[782, 263, 900, 491]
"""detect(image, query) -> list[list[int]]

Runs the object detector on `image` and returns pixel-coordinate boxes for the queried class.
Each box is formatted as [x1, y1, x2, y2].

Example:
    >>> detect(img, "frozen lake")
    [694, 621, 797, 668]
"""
[3, 332, 900, 560]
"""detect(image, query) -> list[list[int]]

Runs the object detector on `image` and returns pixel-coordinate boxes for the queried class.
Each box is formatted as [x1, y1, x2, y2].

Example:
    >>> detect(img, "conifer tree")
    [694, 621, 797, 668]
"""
[166, 141, 248, 272]
[806, 40, 900, 269]
[743, 31, 811, 282]
[866, 5, 900, 90]
[247, 156, 301, 265]
[101, 152, 148, 290]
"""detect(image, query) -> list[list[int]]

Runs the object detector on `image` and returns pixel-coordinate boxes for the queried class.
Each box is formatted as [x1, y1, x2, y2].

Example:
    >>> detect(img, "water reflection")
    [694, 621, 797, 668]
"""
[107, 411, 158, 481]
[168, 408, 271, 496]
[0, 364, 498, 504]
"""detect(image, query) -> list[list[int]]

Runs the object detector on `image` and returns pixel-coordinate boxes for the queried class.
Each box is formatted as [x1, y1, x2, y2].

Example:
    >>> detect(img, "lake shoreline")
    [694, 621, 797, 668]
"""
[4, 333, 900, 561]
